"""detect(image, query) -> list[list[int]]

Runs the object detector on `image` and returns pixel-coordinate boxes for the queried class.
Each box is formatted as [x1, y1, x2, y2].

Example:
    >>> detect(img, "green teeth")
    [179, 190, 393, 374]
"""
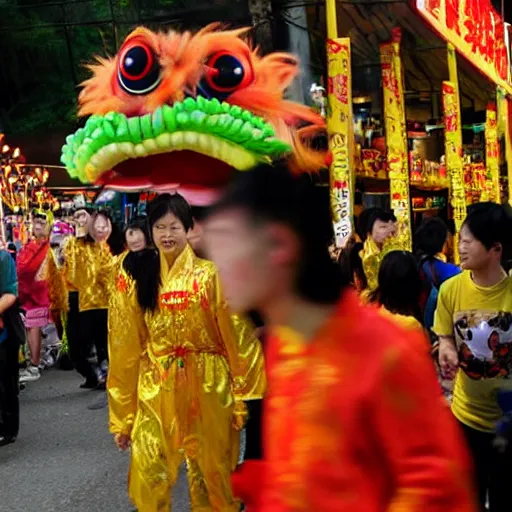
[61, 95, 291, 183]
[128, 117, 142, 144]
[140, 114, 153, 139]
[176, 112, 190, 127]
[163, 104, 176, 132]
[115, 117, 130, 142]
[183, 97, 196, 112]
[152, 107, 165, 137]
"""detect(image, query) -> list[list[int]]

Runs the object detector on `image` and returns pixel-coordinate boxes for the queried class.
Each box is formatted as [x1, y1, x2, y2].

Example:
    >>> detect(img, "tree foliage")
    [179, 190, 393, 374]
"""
[0, 0, 248, 135]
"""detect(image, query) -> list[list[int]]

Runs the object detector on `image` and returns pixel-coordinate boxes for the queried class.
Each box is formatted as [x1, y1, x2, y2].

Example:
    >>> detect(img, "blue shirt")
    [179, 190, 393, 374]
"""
[422, 258, 461, 330]
[0, 249, 18, 343]
[431, 259, 461, 286]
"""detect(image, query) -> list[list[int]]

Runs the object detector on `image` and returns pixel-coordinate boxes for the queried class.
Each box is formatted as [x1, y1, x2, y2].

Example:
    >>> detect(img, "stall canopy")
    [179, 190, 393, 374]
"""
[311, 0, 503, 110]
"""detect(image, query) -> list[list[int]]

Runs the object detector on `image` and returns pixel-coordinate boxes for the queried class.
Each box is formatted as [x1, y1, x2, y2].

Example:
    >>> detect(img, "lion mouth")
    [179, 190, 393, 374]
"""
[61, 96, 291, 191]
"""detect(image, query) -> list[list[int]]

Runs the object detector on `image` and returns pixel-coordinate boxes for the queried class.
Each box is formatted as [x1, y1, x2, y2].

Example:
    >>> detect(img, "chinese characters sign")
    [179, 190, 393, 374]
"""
[485, 104, 501, 203]
[497, 88, 512, 206]
[442, 81, 466, 248]
[327, 38, 354, 248]
[380, 35, 411, 251]
[416, 0, 511, 93]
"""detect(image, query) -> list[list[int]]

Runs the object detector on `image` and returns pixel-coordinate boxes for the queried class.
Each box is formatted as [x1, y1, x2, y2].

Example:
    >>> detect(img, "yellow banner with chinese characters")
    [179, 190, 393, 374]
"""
[380, 33, 411, 251]
[497, 88, 512, 206]
[485, 104, 501, 203]
[327, 38, 354, 248]
[442, 81, 465, 262]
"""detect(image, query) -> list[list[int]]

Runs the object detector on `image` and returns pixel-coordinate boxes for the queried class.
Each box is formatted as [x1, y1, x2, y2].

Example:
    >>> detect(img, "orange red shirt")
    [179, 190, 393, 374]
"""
[236, 290, 476, 511]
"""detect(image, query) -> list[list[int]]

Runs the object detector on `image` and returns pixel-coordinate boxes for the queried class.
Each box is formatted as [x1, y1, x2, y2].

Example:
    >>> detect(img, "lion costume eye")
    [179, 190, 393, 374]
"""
[201, 51, 253, 98]
[118, 41, 161, 95]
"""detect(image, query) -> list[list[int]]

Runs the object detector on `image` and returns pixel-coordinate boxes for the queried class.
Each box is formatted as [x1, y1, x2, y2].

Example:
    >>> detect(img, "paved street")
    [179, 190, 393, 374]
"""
[0, 369, 189, 512]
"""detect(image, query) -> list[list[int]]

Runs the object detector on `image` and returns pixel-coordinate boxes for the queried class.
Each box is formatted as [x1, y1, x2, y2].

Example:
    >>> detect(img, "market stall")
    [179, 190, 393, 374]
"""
[323, 0, 512, 255]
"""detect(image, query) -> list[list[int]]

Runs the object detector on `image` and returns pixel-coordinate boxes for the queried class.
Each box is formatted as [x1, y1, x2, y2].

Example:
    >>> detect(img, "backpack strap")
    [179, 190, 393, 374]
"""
[428, 260, 441, 289]
[421, 256, 441, 290]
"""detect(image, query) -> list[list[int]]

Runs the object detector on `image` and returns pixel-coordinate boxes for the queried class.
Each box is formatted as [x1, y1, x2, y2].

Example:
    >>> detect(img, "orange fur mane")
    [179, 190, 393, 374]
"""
[78, 23, 326, 173]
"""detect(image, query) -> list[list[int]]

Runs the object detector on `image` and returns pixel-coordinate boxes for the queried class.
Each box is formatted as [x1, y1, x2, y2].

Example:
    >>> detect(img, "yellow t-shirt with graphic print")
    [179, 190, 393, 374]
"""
[434, 271, 512, 432]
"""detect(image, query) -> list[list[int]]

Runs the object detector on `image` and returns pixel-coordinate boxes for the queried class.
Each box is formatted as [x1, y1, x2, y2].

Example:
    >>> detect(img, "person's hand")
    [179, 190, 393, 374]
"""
[114, 433, 131, 451]
[493, 435, 509, 454]
[50, 309, 61, 324]
[438, 337, 459, 380]
[253, 327, 265, 340]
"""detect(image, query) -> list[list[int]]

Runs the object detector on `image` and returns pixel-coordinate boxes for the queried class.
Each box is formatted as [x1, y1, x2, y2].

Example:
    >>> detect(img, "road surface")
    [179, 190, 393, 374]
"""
[0, 368, 190, 512]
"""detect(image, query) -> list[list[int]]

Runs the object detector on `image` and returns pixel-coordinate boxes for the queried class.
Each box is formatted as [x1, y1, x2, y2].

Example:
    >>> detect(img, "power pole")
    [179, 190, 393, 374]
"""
[248, 0, 274, 55]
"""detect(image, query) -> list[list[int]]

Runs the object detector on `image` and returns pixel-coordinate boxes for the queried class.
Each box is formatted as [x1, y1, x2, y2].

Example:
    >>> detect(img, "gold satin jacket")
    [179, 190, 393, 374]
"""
[62, 236, 113, 311]
[47, 248, 68, 312]
[360, 235, 402, 295]
[108, 245, 266, 438]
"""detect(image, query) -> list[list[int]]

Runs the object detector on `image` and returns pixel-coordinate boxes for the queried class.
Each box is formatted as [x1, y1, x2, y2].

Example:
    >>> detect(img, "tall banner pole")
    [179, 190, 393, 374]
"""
[446, 44, 466, 263]
[485, 103, 501, 203]
[326, 0, 354, 249]
[380, 29, 412, 251]
[442, 81, 465, 264]
[497, 88, 512, 205]
[447, 44, 462, 145]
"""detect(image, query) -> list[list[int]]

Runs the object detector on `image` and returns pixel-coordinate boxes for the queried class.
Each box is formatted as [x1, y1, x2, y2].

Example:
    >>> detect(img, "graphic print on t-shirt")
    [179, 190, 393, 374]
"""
[454, 311, 512, 380]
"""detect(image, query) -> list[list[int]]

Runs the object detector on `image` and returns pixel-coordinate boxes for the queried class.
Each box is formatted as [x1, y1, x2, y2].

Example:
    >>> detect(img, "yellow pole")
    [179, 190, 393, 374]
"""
[326, 0, 338, 40]
[447, 44, 462, 143]
[326, 0, 355, 248]
[380, 30, 412, 251]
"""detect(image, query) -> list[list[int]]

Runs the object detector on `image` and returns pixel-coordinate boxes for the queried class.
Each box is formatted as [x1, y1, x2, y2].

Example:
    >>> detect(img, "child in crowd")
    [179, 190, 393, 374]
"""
[369, 250, 426, 336]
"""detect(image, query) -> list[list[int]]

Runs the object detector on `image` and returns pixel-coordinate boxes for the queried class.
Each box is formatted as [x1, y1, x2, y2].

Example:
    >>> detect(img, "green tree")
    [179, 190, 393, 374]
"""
[0, 0, 251, 135]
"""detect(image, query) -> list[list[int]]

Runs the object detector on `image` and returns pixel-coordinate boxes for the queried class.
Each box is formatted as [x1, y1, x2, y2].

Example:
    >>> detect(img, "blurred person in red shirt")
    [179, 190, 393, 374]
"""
[203, 162, 477, 512]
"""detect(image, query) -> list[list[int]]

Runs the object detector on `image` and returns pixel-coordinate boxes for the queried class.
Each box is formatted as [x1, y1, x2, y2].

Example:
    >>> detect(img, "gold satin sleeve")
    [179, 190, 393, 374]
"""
[47, 250, 68, 312]
[61, 236, 80, 291]
[107, 272, 147, 436]
[78, 241, 113, 311]
[212, 272, 266, 402]
[361, 235, 402, 293]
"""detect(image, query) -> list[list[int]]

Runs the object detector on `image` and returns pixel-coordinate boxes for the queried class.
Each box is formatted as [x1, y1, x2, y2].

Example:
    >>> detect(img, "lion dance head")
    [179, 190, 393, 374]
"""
[61, 24, 326, 204]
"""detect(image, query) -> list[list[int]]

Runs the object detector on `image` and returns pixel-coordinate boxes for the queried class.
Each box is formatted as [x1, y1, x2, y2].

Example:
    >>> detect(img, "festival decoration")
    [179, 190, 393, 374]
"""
[325, 0, 354, 249]
[326, 37, 354, 248]
[416, 0, 511, 93]
[60, 25, 326, 205]
[442, 81, 465, 263]
[464, 161, 486, 205]
[33, 187, 60, 212]
[497, 88, 512, 206]
[485, 103, 501, 203]
[0, 134, 52, 213]
[380, 29, 411, 251]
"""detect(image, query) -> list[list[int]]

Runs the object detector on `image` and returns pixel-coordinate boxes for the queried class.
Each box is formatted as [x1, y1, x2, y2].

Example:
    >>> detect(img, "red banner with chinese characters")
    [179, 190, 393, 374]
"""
[380, 32, 411, 251]
[416, 0, 511, 92]
[327, 38, 354, 248]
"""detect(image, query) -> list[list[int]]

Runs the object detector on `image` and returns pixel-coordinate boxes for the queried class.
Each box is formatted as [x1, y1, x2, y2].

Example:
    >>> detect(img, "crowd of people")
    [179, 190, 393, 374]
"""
[0, 162, 511, 511]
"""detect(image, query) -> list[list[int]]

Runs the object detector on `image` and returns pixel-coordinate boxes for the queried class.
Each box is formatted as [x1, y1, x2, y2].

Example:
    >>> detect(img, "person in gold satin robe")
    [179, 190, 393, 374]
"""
[107, 193, 265, 512]
[88, 216, 151, 412]
[62, 209, 115, 389]
[357, 207, 398, 294]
